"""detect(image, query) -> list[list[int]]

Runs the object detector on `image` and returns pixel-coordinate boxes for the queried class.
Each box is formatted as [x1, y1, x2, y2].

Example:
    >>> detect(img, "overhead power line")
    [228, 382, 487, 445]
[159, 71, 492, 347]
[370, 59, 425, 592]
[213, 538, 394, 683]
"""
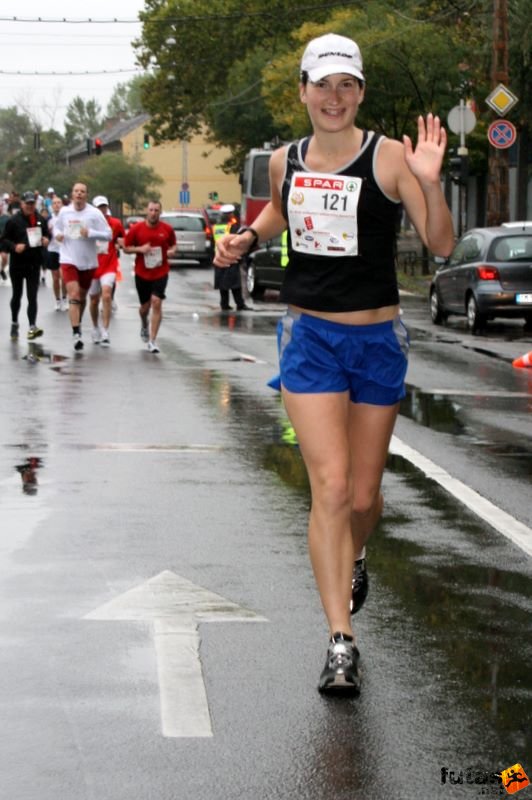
[0, 68, 142, 76]
[0, 3, 359, 24]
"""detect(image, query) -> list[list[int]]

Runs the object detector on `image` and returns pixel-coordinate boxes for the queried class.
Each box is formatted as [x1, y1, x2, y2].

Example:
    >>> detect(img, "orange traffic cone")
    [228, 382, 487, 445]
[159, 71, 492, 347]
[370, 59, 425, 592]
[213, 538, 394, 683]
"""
[512, 351, 532, 368]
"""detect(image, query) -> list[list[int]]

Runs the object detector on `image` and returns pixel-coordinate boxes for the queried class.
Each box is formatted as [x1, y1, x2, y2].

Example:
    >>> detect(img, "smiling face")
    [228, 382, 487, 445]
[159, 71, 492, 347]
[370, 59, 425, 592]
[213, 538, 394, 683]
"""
[300, 73, 364, 133]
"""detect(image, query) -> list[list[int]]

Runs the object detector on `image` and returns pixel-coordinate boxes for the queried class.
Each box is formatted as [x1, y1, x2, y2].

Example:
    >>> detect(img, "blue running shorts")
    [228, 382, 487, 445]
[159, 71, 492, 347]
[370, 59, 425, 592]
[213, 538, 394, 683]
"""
[268, 311, 409, 405]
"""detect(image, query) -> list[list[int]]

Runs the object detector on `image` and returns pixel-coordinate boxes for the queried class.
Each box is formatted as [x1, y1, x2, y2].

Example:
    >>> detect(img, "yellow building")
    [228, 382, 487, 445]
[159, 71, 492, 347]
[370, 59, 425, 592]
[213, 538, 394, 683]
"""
[68, 113, 241, 212]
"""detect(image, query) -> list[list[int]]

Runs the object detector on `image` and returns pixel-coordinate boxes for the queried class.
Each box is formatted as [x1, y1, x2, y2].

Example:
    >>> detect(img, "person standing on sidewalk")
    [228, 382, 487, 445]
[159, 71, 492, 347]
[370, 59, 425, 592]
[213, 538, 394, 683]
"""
[1, 190, 49, 341]
[124, 200, 177, 354]
[88, 196, 125, 347]
[53, 183, 112, 351]
[213, 205, 252, 311]
[215, 33, 454, 694]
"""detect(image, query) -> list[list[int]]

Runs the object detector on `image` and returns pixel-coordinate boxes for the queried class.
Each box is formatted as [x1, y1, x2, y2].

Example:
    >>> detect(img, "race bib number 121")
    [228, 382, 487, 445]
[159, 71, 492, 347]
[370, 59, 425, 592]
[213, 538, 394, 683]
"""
[288, 172, 362, 257]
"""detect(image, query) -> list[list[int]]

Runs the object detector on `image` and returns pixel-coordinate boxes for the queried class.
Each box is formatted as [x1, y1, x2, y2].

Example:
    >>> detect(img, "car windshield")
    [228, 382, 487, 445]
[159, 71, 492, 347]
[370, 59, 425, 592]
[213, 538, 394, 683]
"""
[162, 215, 204, 232]
[489, 236, 532, 261]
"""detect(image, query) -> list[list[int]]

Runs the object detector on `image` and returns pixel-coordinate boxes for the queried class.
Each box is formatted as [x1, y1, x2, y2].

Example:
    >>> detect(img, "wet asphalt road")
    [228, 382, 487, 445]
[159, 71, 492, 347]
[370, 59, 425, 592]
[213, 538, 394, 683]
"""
[0, 261, 531, 800]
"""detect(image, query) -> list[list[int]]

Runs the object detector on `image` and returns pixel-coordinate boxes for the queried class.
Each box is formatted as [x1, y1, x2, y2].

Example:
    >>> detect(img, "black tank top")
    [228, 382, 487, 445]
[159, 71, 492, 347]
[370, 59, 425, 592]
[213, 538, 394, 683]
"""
[280, 131, 401, 312]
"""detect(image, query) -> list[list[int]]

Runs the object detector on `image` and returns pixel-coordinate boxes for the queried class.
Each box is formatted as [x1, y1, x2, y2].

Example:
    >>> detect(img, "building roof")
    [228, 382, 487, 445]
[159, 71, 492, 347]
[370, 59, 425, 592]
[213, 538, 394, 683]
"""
[67, 113, 150, 158]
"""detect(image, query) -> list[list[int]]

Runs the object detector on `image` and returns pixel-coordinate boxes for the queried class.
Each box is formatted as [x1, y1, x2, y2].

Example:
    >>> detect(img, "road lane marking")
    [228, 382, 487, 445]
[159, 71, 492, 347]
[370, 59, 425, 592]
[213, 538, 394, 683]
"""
[390, 436, 532, 557]
[85, 570, 268, 738]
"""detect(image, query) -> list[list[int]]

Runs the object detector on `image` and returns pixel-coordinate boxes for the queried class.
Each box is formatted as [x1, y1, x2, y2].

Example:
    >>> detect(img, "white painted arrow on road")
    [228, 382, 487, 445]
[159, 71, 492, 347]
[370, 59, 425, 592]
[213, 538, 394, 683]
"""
[84, 570, 268, 738]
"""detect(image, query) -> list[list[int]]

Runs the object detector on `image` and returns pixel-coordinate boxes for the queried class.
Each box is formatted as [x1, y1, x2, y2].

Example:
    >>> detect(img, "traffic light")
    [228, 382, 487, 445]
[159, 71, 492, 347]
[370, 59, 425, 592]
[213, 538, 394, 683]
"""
[94, 138, 103, 156]
[448, 152, 468, 185]
[143, 133, 150, 149]
[208, 191, 219, 201]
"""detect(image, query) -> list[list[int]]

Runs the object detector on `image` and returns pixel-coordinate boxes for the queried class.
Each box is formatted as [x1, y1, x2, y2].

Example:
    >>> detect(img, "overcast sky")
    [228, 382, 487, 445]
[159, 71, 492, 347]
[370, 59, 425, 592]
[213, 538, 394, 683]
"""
[0, 0, 147, 131]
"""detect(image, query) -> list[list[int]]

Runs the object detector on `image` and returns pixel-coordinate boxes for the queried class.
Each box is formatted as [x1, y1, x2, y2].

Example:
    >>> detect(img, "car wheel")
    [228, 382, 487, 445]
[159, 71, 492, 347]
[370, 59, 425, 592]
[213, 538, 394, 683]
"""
[429, 287, 446, 325]
[466, 294, 486, 332]
[246, 263, 265, 300]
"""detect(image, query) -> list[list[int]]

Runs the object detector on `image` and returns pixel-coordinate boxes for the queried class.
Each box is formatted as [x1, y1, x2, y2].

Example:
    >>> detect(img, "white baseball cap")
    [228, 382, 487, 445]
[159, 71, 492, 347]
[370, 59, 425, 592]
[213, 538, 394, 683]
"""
[301, 33, 364, 83]
[47, 186, 54, 193]
[220, 203, 235, 213]
[92, 195, 109, 207]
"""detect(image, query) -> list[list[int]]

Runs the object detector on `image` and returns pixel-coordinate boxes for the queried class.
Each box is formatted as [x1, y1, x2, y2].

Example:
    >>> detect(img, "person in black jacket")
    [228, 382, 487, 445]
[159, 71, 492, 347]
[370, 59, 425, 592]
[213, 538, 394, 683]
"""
[2, 190, 49, 340]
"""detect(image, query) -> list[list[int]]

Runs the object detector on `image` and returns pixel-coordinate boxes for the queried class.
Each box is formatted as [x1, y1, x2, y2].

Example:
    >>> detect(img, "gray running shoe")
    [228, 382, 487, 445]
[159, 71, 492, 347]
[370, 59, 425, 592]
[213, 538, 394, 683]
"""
[140, 325, 149, 342]
[318, 632, 361, 695]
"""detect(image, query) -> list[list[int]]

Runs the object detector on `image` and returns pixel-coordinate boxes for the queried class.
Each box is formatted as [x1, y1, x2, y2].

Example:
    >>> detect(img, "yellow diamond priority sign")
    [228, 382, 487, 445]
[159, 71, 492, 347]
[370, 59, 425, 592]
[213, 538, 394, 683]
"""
[485, 83, 519, 116]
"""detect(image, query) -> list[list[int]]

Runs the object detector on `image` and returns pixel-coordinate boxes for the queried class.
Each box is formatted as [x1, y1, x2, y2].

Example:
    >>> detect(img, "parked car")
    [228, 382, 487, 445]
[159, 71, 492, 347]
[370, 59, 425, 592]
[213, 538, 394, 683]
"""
[429, 223, 532, 332]
[246, 236, 285, 299]
[160, 210, 214, 267]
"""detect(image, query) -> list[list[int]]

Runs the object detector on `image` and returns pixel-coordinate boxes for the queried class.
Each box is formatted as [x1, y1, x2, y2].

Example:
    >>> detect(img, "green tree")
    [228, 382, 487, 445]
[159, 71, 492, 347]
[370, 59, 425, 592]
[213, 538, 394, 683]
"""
[0, 107, 34, 187]
[4, 127, 74, 195]
[134, 0, 332, 147]
[106, 75, 149, 120]
[77, 152, 162, 212]
[64, 97, 103, 149]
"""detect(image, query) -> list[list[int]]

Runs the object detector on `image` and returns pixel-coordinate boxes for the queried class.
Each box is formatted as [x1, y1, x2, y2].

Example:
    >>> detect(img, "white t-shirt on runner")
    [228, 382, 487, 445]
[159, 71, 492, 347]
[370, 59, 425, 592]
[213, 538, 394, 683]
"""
[55, 203, 112, 269]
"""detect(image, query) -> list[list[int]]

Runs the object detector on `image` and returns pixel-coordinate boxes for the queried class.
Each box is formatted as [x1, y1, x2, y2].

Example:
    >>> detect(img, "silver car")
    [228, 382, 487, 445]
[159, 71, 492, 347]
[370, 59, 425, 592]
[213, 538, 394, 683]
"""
[429, 223, 532, 332]
[160, 211, 214, 268]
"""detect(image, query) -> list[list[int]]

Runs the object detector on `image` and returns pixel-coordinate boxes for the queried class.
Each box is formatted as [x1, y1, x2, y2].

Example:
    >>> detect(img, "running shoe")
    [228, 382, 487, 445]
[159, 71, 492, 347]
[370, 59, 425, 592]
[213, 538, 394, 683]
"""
[27, 326, 43, 340]
[73, 333, 84, 352]
[350, 557, 369, 615]
[147, 340, 160, 354]
[100, 332, 110, 347]
[91, 327, 101, 344]
[10, 322, 19, 340]
[140, 325, 149, 342]
[318, 632, 361, 694]
[55, 299, 62, 311]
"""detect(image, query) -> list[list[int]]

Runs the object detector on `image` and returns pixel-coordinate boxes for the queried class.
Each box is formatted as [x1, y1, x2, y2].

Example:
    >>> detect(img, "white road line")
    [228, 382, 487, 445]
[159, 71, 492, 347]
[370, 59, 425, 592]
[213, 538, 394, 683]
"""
[390, 435, 532, 557]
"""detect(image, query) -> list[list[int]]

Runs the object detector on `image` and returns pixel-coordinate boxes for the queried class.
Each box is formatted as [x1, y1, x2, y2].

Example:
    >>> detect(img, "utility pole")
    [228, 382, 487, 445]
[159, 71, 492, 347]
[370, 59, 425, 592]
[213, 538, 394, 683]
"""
[486, 0, 509, 225]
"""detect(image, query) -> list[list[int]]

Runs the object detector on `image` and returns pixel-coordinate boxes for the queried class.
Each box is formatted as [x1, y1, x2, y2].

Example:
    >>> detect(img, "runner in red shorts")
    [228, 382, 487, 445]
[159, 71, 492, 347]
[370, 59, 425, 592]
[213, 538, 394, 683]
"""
[54, 182, 112, 351]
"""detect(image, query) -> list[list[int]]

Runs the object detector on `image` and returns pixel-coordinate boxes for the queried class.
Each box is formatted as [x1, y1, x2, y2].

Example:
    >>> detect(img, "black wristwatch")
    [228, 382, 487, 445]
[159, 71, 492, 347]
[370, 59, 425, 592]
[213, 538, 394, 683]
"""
[237, 226, 259, 252]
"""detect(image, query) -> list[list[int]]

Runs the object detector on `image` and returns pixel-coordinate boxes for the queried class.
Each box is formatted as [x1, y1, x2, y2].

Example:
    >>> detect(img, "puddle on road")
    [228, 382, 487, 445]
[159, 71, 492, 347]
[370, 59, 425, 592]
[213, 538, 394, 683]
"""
[14, 455, 43, 495]
[400, 384, 466, 435]
[400, 384, 532, 478]
[22, 343, 69, 368]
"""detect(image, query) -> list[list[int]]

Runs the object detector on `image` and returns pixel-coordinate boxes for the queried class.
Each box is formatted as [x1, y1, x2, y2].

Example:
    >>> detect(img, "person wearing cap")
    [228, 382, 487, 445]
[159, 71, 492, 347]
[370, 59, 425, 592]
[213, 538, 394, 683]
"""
[1, 190, 49, 341]
[212, 204, 252, 311]
[215, 33, 454, 694]
[53, 182, 112, 351]
[88, 196, 125, 347]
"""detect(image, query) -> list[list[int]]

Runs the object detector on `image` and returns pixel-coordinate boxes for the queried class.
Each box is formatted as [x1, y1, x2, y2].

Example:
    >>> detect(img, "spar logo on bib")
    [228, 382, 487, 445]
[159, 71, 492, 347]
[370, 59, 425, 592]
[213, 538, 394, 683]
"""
[294, 176, 345, 190]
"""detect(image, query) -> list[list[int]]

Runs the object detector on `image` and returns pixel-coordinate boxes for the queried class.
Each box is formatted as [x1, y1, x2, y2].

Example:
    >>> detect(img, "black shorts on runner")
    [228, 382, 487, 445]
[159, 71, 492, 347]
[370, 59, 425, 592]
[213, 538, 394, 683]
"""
[135, 274, 168, 305]
[46, 251, 60, 270]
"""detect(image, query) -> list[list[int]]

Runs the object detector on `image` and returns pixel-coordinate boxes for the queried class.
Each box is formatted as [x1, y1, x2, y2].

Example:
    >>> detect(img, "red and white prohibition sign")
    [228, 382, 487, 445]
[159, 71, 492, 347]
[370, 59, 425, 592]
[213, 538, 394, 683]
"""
[487, 119, 517, 149]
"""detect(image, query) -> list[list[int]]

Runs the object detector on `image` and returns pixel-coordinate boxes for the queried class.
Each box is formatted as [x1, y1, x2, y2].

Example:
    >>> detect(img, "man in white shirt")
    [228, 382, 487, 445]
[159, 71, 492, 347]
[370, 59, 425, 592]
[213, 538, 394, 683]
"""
[54, 182, 111, 351]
